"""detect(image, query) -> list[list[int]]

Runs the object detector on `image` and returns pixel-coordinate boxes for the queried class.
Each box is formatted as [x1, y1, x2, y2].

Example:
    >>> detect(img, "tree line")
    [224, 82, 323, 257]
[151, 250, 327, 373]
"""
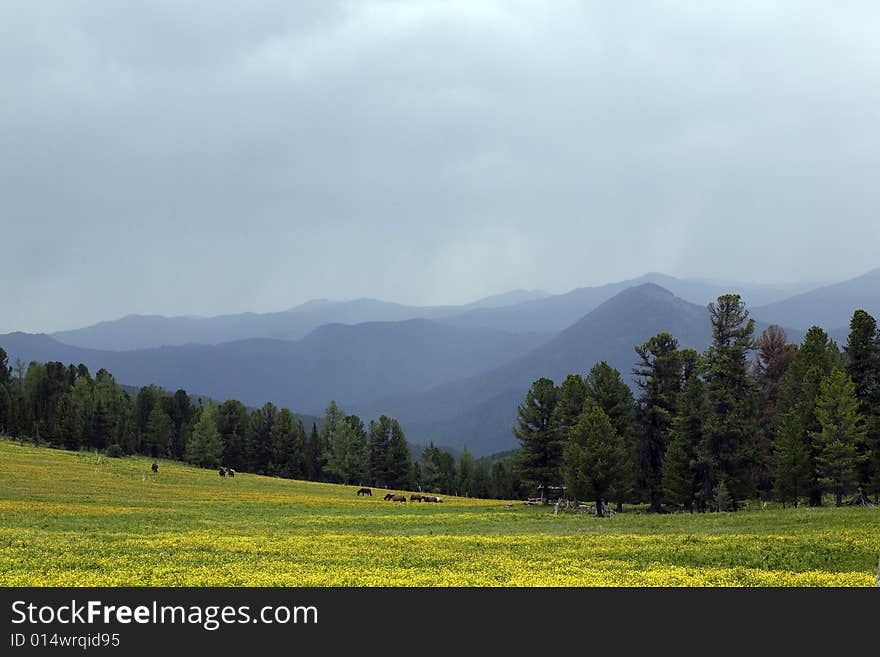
[513, 295, 880, 515]
[0, 352, 523, 497]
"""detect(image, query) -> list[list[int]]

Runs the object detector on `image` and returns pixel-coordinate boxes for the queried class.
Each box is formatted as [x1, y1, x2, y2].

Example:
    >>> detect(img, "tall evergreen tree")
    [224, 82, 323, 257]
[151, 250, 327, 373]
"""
[244, 403, 276, 474]
[774, 412, 812, 507]
[270, 408, 305, 478]
[775, 326, 841, 505]
[185, 404, 224, 468]
[701, 294, 760, 509]
[752, 325, 796, 499]
[844, 310, 880, 497]
[386, 419, 411, 489]
[368, 416, 391, 487]
[304, 422, 323, 481]
[144, 403, 173, 457]
[811, 368, 868, 506]
[633, 333, 684, 512]
[663, 373, 706, 512]
[562, 399, 628, 517]
[586, 361, 637, 509]
[513, 377, 560, 502]
[217, 399, 249, 471]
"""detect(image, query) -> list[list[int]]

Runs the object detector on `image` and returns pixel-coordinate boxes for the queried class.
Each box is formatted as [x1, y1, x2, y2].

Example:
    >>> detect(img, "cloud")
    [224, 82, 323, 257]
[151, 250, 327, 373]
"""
[2, 1, 879, 332]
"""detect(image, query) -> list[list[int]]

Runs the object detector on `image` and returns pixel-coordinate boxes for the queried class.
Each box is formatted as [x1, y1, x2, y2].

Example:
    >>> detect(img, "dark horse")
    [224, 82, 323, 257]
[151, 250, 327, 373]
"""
[227, 469, 235, 478]
[410, 494, 424, 502]
[219, 468, 226, 477]
[423, 496, 444, 503]
[384, 494, 406, 502]
[357, 487, 372, 496]
[151, 462, 158, 473]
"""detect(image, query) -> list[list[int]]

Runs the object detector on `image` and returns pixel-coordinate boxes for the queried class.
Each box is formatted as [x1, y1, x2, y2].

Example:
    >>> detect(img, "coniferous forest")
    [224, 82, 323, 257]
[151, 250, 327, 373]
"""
[2, 294, 878, 511]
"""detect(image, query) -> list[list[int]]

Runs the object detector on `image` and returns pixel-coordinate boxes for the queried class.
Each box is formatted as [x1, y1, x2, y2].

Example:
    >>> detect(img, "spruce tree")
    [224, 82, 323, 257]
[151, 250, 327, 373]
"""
[386, 419, 411, 489]
[663, 373, 706, 512]
[368, 416, 391, 487]
[633, 333, 684, 512]
[844, 310, 880, 497]
[811, 368, 868, 506]
[562, 399, 628, 517]
[701, 294, 760, 509]
[513, 377, 560, 502]
[304, 422, 323, 481]
[144, 403, 173, 457]
[185, 404, 224, 469]
[775, 326, 841, 505]
[587, 361, 637, 509]
[774, 413, 812, 507]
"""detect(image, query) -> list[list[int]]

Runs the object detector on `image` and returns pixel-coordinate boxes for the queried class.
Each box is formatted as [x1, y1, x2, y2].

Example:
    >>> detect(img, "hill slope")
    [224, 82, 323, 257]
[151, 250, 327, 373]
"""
[751, 268, 880, 331]
[1, 320, 548, 414]
[368, 284, 803, 455]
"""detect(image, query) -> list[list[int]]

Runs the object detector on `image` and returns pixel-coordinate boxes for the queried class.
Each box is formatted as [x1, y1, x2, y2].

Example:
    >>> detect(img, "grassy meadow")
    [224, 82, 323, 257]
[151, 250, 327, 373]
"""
[1, 438, 877, 586]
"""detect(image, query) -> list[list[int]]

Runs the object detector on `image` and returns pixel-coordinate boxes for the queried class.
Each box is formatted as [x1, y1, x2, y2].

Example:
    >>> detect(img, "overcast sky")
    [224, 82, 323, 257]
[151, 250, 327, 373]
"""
[3, 1, 879, 333]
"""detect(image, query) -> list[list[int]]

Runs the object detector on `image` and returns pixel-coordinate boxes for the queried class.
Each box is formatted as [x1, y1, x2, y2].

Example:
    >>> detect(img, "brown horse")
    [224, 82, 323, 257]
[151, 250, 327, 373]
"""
[357, 487, 372, 496]
[386, 494, 407, 502]
[410, 494, 424, 502]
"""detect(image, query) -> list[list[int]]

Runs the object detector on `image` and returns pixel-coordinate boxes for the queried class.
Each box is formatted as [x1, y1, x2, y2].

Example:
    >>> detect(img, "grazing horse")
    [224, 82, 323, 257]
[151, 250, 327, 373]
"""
[384, 493, 394, 500]
[424, 495, 444, 503]
[357, 487, 372, 496]
[410, 494, 423, 502]
[219, 468, 226, 477]
[151, 462, 158, 473]
[227, 469, 235, 478]
[385, 494, 406, 502]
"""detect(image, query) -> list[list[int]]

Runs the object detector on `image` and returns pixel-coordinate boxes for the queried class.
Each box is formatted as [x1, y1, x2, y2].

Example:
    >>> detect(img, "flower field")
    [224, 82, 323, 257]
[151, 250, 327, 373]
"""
[1, 439, 877, 586]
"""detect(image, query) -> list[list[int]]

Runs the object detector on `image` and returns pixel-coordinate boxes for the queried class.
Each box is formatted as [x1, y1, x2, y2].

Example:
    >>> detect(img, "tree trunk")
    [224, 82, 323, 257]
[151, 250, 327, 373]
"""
[835, 490, 843, 507]
[596, 498, 604, 518]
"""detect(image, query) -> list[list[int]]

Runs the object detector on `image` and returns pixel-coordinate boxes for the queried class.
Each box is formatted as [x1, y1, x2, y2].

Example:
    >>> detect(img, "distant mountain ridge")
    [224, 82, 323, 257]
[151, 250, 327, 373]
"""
[49, 272, 817, 351]
[2, 320, 549, 416]
[752, 268, 880, 331]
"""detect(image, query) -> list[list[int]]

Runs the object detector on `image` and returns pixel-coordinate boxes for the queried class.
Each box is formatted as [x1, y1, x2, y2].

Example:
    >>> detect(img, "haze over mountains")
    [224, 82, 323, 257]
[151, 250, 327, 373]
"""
[3, 269, 876, 456]
[49, 273, 813, 351]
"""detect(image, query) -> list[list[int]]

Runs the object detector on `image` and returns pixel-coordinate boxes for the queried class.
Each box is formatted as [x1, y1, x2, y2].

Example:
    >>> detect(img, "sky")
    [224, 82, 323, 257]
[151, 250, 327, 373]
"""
[2, 1, 880, 333]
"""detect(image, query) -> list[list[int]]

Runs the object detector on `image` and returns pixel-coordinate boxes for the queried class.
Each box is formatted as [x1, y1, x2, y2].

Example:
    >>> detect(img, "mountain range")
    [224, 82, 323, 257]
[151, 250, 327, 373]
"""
[3, 269, 875, 456]
[49, 273, 815, 350]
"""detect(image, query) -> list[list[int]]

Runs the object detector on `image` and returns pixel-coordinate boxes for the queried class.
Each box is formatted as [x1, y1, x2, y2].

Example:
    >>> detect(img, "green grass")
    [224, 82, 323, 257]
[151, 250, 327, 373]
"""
[1, 438, 878, 586]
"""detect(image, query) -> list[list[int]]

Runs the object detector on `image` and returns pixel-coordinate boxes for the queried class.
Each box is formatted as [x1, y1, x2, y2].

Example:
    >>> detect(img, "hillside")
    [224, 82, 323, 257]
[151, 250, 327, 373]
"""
[1, 320, 548, 414]
[440, 272, 815, 334]
[367, 284, 804, 455]
[751, 267, 880, 331]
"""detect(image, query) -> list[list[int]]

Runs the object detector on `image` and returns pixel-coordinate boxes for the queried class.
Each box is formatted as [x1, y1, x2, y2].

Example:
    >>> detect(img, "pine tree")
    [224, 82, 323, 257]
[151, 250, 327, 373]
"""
[270, 408, 305, 478]
[775, 326, 841, 505]
[513, 377, 560, 502]
[844, 310, 880, 498]
[304, 422, 323, 481]
[811, 368, 868, 506]
[774, 413, 812, 507]
[587, 361, 637, 509]
[561, 399, 628, 517]
[386, 419, 411, 489]
[185, 404, 224, 468]
[633, 333, 684, 512]
[701, 294, 760, 509]
[368, 416, 391, 487]
[663, 373, 706, 512]
[217, 399, 249, 471]
[244, 403, 276, 474]
[144, 403, 173, 457]
[752, 325, 796, 498]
